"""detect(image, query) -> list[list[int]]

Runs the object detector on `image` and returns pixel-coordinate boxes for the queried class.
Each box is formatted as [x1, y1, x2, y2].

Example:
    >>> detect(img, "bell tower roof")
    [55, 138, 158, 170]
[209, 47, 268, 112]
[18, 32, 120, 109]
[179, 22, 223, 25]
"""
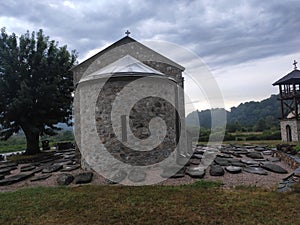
[273, 62, 300, 86]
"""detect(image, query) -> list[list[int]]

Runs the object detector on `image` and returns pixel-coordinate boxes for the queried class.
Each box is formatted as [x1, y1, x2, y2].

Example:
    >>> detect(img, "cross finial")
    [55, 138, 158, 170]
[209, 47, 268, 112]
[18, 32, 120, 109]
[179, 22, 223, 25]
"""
[293, 60, 298, 70]
[125, 30, 130, 36]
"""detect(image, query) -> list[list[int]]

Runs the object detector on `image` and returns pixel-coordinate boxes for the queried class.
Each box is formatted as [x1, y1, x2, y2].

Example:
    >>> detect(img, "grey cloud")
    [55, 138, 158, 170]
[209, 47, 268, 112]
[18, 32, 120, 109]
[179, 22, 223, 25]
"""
[0, 0, 299, 67]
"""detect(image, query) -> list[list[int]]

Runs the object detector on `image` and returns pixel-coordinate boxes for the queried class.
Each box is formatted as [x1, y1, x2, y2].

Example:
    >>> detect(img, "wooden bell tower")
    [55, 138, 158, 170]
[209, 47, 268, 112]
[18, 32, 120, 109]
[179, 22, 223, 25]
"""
[273, 60, 300, 142]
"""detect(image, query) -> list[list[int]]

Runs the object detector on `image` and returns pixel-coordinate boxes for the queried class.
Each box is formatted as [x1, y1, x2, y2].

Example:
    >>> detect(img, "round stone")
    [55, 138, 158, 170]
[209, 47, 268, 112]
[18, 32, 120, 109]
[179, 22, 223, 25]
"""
[57, 173, 74, 185]
[210, 165, 225, 176]
[186, 166, 205, 178]
[225, 166, 242, 174]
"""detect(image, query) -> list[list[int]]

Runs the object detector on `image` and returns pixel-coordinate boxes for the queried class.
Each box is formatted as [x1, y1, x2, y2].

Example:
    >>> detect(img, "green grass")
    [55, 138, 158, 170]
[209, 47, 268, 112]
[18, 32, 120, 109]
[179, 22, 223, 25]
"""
[0, 184, 299, 225]
[0, 131, 74, 154]
[0, 136, 26, 153]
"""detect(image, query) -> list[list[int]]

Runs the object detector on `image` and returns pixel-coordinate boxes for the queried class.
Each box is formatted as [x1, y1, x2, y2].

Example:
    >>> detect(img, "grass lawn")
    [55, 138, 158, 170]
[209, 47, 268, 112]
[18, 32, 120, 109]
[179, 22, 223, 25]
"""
[0, 182, 299, 225]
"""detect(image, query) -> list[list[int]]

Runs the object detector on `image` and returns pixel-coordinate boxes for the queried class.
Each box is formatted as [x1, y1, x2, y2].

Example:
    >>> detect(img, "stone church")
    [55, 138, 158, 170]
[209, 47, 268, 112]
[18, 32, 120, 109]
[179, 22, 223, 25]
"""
[71, 33, 188, 173]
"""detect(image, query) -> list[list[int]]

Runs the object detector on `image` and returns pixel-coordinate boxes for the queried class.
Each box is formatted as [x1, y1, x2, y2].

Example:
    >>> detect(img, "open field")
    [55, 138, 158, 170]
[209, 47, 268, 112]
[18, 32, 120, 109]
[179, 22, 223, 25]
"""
[0, 182, 299, 225]
[0, 136, 26, 154]
[0, 131, 74, 154]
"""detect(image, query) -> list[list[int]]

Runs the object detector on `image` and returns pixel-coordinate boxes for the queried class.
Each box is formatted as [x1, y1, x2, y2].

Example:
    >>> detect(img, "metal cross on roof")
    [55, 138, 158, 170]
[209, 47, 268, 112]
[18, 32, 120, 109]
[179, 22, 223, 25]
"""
[125, 30, 130, 36]
[293, 60, 298, 70]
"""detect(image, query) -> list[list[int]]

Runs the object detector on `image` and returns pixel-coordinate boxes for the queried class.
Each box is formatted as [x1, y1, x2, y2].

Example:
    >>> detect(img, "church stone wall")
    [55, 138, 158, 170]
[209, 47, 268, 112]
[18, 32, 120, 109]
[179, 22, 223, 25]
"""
[280, 119, 300, 142]
[76, 76, 180, 168]
[96, 77, 178, 166]
[73, 38, 188, 171]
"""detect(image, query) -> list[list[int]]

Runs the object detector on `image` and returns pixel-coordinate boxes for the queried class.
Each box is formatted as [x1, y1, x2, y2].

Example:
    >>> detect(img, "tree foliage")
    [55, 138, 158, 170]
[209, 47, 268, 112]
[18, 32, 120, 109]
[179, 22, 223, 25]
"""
[0, 28, 77, 154]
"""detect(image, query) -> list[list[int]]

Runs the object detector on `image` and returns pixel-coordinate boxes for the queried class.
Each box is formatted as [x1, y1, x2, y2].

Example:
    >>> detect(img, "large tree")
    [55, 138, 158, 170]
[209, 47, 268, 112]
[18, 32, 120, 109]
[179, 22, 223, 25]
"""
[0, 28, 77, 155]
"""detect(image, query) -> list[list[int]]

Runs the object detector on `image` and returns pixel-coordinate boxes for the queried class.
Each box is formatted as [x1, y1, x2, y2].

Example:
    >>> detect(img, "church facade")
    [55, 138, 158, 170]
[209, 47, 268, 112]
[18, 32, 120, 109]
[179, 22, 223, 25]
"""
[71, 34, 188, 171]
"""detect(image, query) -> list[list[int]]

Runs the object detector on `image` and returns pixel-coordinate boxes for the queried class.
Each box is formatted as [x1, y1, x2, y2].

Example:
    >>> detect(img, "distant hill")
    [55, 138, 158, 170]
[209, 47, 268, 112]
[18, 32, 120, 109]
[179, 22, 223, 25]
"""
[186, 108, 228, 129]
[186, 94, 280, 130]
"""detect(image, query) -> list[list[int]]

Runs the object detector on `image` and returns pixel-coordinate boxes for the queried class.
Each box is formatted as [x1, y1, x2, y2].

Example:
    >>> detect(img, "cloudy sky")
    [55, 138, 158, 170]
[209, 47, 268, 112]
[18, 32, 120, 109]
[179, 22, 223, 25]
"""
[1, 0, 300, 111]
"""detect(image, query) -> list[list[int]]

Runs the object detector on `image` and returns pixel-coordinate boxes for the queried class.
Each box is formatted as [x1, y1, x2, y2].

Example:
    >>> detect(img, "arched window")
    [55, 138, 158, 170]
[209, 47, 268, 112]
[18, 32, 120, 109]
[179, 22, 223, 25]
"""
[286, 125, 292, 142]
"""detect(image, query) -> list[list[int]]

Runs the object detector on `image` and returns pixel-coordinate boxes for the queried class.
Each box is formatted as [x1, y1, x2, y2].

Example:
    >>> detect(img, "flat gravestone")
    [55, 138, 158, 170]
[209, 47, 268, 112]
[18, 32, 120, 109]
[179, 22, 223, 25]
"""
[42, 164, 63, 173]
[243, 167, 268, 175]
[0, 167, 17, 176]
[246, 152, 264, 159]
[210, 165, 225, 176]
[227, 158, 242, 163]
[74, 172, 93, 184]
[0, 162, 18, 169]
[214, 157, 230, 166]
[231, 152, 243, 158]
[225, 166, 242, 174]
[217, 154, 232, 158]
[20, 165, 36, 172]
[0, 172, 35, 186]
[231, 161, 245, 167]
[262, 150, 273, 155]
[233, 149, 248, 154]
[261, 163, 288, 174]
[267, 157, 280, 163]
[30, 174, 52, 182]
[194, 149, 205, 154]
[189, 158, 201, 165]
[186, 166, 205, 178]
[191, 154, 203, 159]
[241, 159, 260, 166]
[294, 167, 300, 177]
[254, 147, 266, 151]
[60, 165, 80, 172]
[57, 173, 74, 185]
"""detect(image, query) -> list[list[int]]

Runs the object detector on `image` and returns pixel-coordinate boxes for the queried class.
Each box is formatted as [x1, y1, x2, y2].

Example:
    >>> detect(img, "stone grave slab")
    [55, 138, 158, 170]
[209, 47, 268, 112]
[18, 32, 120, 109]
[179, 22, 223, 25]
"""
[30, 174, 52, 182]
[61, 165, 80, 172]
[246, 152, 264, 159]
[243, 167, 268, 175]
[74, 172, 93, 184]
[261, 163, 288, 174]
[0, 167, 17, 176]
[20, 165, 36, 172]
[210, 165, 225, 176]
[189, 158, 201, 165]
[0, 162, 18, 169]
[42, 164, 63, 173]
[57, 173, 74, 185]
[186, 166, 205, 178]
[0, 172, 35, 186]
[225, 166, 242, 174]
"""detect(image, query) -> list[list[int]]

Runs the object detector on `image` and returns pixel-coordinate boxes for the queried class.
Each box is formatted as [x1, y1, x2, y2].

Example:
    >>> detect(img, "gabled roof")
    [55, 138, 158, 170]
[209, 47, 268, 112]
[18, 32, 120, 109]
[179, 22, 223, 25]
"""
[79, 55, 165, 83]
[71, 36, 184, 72]
[273, 69, 300, 85]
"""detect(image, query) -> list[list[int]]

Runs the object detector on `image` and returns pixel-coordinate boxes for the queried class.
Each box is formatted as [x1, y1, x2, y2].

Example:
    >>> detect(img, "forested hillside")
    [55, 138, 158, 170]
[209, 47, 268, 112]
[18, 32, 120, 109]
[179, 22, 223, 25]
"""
[186, 94, 280, 131]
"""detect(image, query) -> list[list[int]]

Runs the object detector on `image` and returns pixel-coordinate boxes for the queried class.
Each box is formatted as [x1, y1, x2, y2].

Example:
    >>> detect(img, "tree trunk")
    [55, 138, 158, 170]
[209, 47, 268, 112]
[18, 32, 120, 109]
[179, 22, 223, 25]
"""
[21, 125, 41, 155]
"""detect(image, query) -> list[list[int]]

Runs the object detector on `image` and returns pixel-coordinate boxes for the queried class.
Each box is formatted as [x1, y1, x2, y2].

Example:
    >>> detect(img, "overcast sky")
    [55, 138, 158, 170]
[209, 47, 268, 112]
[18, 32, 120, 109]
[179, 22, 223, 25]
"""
[1, 0, 300, 111]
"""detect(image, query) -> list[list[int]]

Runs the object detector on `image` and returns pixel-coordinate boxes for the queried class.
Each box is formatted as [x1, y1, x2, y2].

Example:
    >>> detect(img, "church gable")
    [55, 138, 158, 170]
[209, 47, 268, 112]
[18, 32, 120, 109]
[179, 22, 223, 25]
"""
[72, 36, 184, 85]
